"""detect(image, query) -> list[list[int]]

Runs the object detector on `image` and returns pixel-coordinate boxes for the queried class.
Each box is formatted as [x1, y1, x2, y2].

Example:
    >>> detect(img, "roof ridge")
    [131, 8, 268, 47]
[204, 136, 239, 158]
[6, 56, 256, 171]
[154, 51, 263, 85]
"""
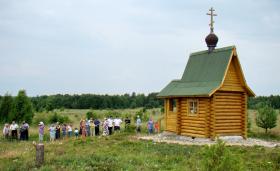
[190, 45, 235, 56]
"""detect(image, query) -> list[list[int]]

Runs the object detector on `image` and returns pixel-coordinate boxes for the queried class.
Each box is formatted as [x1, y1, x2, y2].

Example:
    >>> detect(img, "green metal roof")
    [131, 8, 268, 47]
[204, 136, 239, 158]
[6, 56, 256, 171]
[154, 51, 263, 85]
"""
[157, 46, 235, 97]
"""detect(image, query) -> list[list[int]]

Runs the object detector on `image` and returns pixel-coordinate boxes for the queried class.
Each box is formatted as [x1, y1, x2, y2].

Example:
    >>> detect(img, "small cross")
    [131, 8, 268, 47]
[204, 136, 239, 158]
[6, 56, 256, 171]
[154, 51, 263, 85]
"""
[207, 7, 217, 33]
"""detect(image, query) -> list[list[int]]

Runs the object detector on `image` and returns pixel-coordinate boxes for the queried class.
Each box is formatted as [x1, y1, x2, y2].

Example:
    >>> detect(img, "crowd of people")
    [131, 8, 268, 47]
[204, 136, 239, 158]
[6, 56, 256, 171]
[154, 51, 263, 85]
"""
[2, 116, 161, 142]
[2, 121, 30, 140]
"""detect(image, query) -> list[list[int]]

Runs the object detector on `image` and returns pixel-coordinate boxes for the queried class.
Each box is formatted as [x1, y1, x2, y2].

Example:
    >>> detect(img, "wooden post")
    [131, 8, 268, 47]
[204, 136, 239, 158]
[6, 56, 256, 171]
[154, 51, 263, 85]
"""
[33, 142, 44, 166]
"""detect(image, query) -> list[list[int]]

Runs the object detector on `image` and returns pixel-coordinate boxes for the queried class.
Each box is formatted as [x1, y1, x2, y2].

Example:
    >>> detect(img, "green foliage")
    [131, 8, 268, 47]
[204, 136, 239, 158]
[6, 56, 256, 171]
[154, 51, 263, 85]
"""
[247, 112, 251, 133]
[201, 139, 244, 171]
[0, 93, 14, 123]
[134, 109, 149, 122]
[248, 95, 280, 109]
[256, 105, 277, 133]
[10, 90, 34, 123]
[48, 112, 71, 124]
[86, 111, 100, 119]
[105, 110, 122, 118]
[30, 92, 163, 111]
[33, 112, 49, 125]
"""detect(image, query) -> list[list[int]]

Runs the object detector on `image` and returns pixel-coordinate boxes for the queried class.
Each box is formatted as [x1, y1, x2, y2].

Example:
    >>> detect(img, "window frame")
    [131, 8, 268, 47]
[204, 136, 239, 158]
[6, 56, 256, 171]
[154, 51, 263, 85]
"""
[188, 99, 199, 115]
[168, 99, 177, 113]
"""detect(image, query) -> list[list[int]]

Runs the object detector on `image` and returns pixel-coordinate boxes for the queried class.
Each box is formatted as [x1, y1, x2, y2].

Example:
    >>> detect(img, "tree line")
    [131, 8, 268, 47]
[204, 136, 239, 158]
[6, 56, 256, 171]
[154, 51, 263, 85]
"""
[30, 92, 163, 111]
[248, 95, 280, 109]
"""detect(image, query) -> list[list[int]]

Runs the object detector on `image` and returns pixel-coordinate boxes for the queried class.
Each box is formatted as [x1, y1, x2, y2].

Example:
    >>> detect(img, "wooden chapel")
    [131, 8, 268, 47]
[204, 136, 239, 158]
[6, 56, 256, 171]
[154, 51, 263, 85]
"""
[157, 8, 255, 139]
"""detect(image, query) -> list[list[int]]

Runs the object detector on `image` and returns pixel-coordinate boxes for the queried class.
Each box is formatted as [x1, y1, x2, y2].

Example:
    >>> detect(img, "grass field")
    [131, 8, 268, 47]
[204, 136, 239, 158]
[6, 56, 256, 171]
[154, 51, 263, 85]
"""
[0, 108, 280, 170]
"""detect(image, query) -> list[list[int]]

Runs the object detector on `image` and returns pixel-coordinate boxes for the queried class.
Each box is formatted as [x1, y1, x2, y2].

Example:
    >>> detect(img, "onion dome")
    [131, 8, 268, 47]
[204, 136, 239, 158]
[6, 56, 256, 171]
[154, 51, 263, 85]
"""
[205, 33, 218, 50]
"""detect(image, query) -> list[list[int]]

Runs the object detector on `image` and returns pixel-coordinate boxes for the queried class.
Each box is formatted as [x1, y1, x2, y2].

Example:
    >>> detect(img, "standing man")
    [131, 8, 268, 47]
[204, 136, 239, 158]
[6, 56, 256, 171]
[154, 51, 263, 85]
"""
[10, 121, 19, 140]
[107, 116, 113, 135]
[113, 118, 122, 132]
[136, 115, 141, 133]
[38, 121, 44, 142]
[94, 118, 100, 136]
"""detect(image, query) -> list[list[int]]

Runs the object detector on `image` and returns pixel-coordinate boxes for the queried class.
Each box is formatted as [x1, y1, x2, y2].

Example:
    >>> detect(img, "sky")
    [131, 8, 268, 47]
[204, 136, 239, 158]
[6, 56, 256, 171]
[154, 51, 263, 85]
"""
[0, 0, 279, 96]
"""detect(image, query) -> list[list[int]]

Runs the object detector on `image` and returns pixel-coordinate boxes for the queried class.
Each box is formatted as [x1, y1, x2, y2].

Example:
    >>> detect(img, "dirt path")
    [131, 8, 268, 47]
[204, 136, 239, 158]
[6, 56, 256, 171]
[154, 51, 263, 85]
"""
[137, 132, 280, 148]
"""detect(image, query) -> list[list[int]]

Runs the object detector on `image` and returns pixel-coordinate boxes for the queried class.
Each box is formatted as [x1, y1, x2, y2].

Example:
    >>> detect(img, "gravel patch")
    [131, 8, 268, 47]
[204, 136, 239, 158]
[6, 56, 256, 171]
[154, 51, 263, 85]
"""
[138, 131, 280, 148]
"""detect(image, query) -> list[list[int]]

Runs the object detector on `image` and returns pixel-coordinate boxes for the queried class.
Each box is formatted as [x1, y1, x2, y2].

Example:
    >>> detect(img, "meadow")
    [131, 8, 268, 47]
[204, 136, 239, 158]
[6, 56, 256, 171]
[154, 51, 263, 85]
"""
[0, 108, 280, 171]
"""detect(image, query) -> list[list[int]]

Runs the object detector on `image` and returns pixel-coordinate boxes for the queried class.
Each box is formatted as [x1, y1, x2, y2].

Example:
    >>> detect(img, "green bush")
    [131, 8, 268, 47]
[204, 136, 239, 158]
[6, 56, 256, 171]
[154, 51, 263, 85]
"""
[105, 110, 122, 118]
[48, 112, 71, 124]
[134, 109, 149, 122]
[256, 105, 277, 133]
[200, 139, 244, 171]
[86, 111, 104, 119]
[33, 112, 49, 125]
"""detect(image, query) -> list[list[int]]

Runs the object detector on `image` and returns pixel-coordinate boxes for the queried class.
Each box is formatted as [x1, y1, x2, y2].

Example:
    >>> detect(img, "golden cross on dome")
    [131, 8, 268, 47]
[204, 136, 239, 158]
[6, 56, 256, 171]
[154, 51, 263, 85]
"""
[207, 7, 217, 33]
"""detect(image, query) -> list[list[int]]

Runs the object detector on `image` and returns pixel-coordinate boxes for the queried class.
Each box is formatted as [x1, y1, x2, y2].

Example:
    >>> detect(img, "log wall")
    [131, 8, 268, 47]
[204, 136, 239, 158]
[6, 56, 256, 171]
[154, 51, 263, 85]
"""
[220, 57, 245, 92]
[180, 98, 210, 138]
[214, 91, 245, 136]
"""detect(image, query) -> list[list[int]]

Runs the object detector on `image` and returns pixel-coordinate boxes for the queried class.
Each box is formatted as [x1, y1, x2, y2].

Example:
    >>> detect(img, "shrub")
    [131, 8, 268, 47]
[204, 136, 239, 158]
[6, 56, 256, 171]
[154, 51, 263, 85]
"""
[247, 112, 251, 133]
[134, 109, 149, 122]
[33, 112, 49, 125]
[256, 105, 277, 133]
[105, 110, 122, 118]
[200, 139, 244, 171]
[48, 112, 71, 124]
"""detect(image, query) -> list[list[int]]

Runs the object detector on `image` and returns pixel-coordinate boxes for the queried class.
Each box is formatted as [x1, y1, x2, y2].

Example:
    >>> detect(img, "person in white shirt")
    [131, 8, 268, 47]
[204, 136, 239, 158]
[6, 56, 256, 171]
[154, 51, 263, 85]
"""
[113, 118, 122, 132]
[136, 115, 142, 133]
[10, 121, 19, 140]
[107, 116, 113, 135]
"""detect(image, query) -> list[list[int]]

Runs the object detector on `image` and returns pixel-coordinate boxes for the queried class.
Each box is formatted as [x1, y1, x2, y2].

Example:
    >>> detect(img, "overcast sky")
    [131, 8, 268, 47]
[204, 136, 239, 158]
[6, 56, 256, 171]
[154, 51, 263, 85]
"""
[0, 0, 279, 96]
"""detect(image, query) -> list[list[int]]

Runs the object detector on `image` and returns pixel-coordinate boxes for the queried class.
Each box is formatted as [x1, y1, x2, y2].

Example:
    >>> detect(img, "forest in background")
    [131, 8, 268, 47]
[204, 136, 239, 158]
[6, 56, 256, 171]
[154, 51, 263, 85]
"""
[0, 92, 279, 112]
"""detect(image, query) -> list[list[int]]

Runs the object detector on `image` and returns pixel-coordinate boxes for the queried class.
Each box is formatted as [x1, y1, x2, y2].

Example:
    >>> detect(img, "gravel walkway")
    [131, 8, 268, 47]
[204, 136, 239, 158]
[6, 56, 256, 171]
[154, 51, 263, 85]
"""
[138, 132, 280, 148]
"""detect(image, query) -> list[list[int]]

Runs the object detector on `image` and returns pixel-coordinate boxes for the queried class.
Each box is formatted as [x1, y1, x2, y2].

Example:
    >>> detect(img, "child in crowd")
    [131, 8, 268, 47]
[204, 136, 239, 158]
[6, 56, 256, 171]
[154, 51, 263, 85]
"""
[155, 121, 159, 133]
[147, 118, 154, 135]
[74, 128, 79, 139]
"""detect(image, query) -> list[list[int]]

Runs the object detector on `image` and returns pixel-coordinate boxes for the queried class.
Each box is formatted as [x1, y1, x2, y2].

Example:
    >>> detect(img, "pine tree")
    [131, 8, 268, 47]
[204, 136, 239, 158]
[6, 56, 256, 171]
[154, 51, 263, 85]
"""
[0, 93, 14, 123]
[10, 90, 34, 123]
[256, 105, 277, 133]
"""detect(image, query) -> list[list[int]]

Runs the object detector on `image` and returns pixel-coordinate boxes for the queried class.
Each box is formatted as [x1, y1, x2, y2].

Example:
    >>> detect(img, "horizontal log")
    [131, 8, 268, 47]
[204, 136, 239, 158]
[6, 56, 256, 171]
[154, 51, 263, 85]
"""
[215, 109, 242, 113]
[215, 92, 243, 96]
[215, 129, 243, 133]
[181, 126, 205, 131]
[216, 116, 242, 120]
[215, 99, 243, 103]
[181, 122, 205, 128]
[215, 120, 242, 124]
[180, 132, 207, 138]
[181, 129, 206, 135]
[219, 88, 245, 92]
[215, 126, 242, 130]
[181, 120, 205, 125]
[215, 102, 242, 106]
[181, 117, 205, 121]
[215, 114, 243, 117]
